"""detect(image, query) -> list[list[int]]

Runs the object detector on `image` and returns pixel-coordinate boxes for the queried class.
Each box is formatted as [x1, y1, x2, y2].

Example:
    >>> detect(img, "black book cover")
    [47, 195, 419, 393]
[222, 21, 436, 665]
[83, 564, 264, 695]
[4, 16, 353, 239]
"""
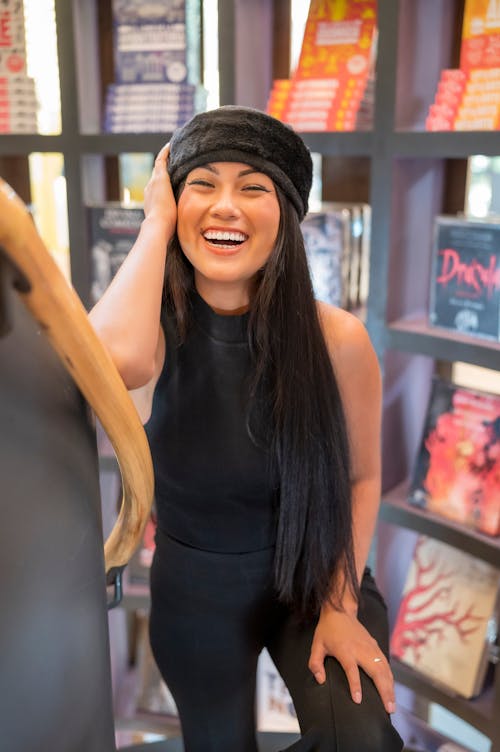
[87, 203, 144, 304]
[429, 216, 500, 341]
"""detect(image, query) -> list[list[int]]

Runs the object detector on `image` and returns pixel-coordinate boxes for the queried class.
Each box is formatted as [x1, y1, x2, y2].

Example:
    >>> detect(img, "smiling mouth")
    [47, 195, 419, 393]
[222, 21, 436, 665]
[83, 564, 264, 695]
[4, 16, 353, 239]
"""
[202, 230, 248, 249]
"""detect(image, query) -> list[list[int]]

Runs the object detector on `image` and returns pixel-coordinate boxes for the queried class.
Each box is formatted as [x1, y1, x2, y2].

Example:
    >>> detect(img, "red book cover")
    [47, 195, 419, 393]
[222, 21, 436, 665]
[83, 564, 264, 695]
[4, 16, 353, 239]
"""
[408, 377, 500, 537]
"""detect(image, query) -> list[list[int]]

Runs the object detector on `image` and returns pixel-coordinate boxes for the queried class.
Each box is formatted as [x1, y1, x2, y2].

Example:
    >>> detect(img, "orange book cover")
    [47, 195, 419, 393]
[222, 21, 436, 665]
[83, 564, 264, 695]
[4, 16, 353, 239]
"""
[461, 0, 500, 70]
[294, 0, 376, 81]
[268, 1, 377, 131]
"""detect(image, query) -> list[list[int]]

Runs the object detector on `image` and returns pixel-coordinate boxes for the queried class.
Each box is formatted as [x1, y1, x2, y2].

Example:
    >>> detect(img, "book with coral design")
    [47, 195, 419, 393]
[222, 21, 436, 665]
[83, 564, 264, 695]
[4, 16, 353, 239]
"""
[390, 535, 499, 699]
[408, 377, 500, 536]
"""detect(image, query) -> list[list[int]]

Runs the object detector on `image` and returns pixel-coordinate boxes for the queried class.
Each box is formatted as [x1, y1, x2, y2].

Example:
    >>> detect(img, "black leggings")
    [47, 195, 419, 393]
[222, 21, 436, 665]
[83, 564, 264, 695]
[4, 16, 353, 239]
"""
[149, 530, 404, 752]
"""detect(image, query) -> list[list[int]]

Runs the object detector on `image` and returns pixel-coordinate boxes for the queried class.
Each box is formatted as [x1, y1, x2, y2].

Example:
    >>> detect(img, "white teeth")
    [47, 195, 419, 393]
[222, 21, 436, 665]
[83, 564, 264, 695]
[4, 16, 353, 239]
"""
[203, 230, 247, 242]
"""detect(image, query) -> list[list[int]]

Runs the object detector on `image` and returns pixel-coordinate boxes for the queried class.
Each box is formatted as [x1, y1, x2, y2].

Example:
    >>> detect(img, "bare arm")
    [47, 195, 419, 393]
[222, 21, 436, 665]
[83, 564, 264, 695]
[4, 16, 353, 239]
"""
[88, 145, 176, 389]
[308, 303, 395, 714]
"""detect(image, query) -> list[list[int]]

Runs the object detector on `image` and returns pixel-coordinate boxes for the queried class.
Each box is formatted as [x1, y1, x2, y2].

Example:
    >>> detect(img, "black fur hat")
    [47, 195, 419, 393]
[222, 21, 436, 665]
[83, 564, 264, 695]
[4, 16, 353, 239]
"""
[168, 105, 313, 220]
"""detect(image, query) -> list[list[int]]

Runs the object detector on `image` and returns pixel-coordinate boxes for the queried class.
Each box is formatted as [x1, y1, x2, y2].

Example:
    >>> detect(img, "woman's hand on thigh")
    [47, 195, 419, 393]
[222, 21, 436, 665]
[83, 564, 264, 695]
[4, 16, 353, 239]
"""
[308, 607, 396, 715]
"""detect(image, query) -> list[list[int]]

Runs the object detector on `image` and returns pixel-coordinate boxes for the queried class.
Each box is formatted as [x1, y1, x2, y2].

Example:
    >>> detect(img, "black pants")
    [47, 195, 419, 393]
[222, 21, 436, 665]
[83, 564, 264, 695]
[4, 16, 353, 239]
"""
[149, 529, 404, 752]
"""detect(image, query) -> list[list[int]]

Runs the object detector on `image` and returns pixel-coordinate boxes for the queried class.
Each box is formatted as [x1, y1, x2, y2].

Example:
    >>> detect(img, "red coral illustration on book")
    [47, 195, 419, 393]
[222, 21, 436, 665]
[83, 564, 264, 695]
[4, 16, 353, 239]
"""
[390, 536, 499, 698]
[391, 538, 484, 662]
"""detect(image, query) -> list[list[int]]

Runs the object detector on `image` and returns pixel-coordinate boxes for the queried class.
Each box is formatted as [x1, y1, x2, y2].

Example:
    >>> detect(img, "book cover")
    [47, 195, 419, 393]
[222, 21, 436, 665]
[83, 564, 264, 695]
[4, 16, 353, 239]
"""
[408, 377, 500, 537]
[460, 0, 500, 71]
[302, 206, 351, 308]
[428, 216, 500, 342]
[267, 0, 377, 132]
[256, 649, 299, 733]
[390, 535, 499, 699]
[87, 204, 144, 304]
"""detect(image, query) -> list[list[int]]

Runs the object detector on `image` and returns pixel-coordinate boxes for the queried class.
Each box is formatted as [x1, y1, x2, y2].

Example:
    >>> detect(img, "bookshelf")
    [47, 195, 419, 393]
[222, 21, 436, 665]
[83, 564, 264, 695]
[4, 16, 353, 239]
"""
[1, 0, 498, 749]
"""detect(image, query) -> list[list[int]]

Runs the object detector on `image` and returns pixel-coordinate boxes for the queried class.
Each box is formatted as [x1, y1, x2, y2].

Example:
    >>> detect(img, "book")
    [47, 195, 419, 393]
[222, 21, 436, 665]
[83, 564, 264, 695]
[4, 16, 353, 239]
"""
[408, 377, 500, 537]
[87, 203, 144, 304]
[390, 535, 499, 699]
[302, 202, 371, 311]
[0, 1, 39, 131]
[426, 2, 500, 130]
[460, 0, 500, 71]
[302, 206, 351, 309]
[428, 216, 500, 342]
[256, 649, 299, 733]
[266, 0, 377, 132]
[104, 1, 202, 132]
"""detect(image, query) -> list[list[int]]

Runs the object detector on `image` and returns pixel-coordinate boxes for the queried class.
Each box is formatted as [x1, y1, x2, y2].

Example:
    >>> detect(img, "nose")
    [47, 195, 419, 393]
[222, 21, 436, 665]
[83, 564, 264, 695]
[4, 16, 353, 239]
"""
[210, 186, 240, 219]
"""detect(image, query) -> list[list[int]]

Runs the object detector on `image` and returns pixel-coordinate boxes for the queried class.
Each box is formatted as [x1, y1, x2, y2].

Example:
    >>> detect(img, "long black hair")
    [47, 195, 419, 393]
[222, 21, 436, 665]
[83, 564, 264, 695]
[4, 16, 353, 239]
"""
[163, 186, 359, 621]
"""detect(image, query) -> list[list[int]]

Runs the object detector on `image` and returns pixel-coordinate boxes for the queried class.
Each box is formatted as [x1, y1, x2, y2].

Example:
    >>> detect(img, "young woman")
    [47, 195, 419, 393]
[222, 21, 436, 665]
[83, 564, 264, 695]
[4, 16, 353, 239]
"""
[90, 106, 404, 752]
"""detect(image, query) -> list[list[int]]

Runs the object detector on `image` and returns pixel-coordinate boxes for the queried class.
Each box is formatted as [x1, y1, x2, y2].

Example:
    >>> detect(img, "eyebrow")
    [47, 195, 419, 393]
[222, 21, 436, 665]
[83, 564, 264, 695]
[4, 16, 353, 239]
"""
[197, 164, 262, 178]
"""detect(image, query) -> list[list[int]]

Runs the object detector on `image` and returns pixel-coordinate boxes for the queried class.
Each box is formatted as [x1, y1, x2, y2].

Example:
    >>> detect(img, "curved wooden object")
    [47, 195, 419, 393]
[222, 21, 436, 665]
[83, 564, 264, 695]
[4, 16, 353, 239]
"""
[0, 178, 154, 573]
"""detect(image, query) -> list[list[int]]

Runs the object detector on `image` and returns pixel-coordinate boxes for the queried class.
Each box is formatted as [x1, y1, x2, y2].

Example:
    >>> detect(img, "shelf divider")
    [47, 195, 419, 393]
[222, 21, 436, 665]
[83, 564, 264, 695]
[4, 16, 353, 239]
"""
[392, 659, 495, 736]
[387, 316, 500, 370]
[380, 482, 500, 567]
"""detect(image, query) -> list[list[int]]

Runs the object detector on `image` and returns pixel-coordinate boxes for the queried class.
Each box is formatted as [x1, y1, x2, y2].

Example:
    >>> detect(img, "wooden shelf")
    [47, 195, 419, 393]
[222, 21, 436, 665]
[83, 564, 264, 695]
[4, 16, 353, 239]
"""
[299, 131, 373, 156]
[387, 316, 500, 370]
[380, 483, 500, 568]
[0, 131, 373, 158]
[393, 130, 500, 159]
[392, 659, 496, 737]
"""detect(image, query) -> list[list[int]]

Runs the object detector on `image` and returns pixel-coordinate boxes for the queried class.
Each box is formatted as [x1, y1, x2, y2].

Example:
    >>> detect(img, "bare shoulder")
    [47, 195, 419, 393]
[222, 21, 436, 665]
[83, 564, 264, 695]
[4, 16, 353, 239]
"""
[316, 300, 374, 362]
[316, 300, 381, 397]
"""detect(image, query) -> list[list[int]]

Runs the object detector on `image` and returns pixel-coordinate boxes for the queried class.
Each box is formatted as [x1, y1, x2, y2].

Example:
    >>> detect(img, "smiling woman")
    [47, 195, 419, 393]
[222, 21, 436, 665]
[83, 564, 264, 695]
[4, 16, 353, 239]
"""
[175, 161, 280, 306]
[88, 105, 404, 752]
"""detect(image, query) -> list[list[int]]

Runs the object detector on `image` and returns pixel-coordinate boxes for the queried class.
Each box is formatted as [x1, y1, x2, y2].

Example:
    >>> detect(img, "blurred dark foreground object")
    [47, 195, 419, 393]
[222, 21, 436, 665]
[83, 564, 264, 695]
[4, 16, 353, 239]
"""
[0, 261, 116, 752]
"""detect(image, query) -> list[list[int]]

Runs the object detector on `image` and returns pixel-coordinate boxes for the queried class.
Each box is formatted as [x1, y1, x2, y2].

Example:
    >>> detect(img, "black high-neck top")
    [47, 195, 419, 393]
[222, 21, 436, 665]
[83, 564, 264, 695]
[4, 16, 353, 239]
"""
[145, 290, 278, 552]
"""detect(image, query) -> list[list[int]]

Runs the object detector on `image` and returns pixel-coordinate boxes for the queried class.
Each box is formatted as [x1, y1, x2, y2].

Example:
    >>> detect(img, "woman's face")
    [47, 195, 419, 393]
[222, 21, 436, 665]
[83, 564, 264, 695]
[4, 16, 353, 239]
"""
[176, 161, 280, 308]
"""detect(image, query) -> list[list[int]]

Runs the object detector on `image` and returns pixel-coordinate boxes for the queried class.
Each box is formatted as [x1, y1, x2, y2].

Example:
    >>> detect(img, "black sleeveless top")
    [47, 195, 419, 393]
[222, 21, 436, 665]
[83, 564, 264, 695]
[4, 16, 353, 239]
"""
[145, 290, 278, 553]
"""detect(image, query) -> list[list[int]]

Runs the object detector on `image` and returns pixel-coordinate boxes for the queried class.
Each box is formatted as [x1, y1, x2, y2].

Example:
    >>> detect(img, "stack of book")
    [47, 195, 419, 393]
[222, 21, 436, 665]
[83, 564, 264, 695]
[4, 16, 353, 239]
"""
[0, 1, 38, 133]
[426, 0, 500, 130]
[267, 0, 377, 132]
[104, 0, 202, 133]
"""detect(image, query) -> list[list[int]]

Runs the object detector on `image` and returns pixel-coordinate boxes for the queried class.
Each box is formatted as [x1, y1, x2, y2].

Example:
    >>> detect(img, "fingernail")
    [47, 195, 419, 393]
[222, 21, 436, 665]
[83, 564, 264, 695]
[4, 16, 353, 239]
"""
[354, 691, 362, 704]
[314, 672, 325, 684]
[387, 701, 396, 714]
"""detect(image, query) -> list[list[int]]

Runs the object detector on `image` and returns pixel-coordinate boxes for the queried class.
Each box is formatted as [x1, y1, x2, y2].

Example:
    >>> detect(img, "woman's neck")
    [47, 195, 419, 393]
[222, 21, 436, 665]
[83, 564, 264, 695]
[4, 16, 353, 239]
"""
[194, 277, 253, 315]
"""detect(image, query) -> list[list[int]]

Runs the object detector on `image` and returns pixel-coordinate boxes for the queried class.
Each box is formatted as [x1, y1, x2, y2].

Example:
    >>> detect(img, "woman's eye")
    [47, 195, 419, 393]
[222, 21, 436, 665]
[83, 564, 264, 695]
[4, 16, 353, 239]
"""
[188, 179, 214, 188]
[242, 184, 270, 192]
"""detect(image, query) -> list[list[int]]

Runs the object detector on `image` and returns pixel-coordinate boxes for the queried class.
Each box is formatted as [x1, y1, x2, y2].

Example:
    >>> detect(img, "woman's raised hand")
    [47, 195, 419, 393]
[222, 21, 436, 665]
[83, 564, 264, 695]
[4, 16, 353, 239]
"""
[143, 143, 177, 238]
[308, 606, 396, 715]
